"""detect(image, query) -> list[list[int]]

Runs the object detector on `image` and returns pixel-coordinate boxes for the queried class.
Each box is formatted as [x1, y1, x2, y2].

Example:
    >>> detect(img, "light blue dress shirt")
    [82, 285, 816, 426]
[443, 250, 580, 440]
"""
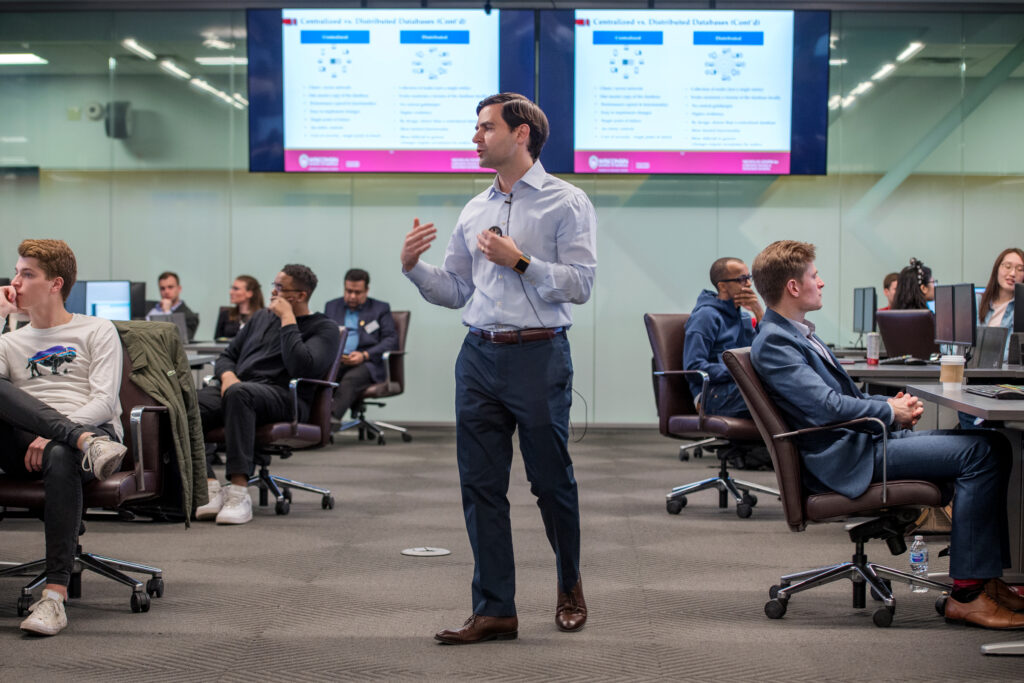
[405, 161, 597, 331]
[343, 308, 360, 355]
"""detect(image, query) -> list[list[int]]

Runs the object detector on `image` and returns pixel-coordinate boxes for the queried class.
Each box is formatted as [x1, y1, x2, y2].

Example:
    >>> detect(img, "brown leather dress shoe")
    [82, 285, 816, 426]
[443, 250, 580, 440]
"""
[984, 578, 1024, 612]
[434, 614, 518, 645]
[945, 591, 1024, 629]
[556, 579, 588, 632]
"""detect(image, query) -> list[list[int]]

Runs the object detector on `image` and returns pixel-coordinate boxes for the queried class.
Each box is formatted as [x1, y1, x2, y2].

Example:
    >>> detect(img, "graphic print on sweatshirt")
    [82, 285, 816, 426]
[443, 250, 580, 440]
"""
[25, 345, 78, 378]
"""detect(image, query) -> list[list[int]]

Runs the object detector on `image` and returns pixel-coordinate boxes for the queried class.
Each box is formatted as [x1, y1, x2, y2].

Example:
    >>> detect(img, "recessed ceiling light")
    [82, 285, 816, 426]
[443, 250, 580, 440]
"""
[121, 38, 156, 61]
[0, 53, 48, 65]
[232, 93, 249, 106]
[829, 58, 848, 66]
[850, 81, 874, 96]
[159, 59, 191, 80]
[871, 63, 896, 81]
[195, 56, 248, 66]
[896, 42, 924, 63]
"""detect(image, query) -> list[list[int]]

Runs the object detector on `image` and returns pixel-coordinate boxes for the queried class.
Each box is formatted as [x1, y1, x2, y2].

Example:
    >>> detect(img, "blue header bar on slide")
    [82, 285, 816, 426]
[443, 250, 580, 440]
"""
[592, 31, 663, 45]
[301, 30, 370, 44]
[693, 31, 764, 45]
[400, 30, 470, 44]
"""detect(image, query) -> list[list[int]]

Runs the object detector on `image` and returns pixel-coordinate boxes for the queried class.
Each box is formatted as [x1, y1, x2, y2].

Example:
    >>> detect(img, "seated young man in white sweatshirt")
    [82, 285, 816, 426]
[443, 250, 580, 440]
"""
[0, 239, 128, 637]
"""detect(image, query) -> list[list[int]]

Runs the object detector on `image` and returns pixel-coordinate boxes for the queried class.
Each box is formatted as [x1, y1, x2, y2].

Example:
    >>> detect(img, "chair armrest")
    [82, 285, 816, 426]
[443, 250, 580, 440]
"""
[287, 377, 340, 434]
[380, 349, 406, 386]
[129, 405, 169, 493]
[653, 369, 709, 428]
[773, 416, 890, 503]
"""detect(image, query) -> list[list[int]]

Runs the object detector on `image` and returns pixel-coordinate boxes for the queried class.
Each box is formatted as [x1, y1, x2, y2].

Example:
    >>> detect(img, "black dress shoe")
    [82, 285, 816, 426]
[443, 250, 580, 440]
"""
[556, 579, 587, 632]
[435, 614, 518, 644]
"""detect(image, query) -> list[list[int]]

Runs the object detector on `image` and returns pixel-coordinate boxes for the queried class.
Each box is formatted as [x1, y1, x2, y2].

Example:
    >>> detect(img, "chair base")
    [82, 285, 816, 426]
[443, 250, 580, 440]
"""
[765, 540, 952, 627]
[248, 463, 335, 515]
[0, 545, 163, 615]
[337, 411, 412, 446]
[665, 447, 779, 518]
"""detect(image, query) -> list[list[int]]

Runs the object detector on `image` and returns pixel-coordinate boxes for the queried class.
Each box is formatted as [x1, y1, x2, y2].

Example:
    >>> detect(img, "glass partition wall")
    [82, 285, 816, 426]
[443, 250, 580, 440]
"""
[2, 8, 1022, 424]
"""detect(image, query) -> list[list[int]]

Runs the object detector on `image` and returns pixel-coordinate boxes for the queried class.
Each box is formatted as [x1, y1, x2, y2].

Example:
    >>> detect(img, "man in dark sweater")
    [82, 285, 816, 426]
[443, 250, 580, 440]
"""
[195, 264, 340, 525]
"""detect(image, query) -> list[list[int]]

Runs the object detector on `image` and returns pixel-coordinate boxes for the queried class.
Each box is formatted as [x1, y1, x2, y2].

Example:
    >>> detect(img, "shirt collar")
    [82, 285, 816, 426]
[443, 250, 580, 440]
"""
[486, 159, 546, 199]
[779, 313, 815, 339]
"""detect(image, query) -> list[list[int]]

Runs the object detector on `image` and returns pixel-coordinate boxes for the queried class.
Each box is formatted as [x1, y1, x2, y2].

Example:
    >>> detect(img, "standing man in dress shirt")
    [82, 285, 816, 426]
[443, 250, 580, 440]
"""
[401, 93, 597, 645]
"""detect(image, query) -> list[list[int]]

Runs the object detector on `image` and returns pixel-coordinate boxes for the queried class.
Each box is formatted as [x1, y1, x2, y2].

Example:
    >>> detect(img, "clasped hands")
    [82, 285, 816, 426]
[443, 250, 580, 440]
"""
[887, 391, 924, 428]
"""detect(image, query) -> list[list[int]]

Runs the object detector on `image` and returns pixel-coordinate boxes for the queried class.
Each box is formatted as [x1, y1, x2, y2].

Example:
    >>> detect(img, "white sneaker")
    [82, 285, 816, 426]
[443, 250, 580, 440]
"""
[20, 589, 68, 636]
[195, 480, 225, 521]
[80, 435, 127, 480]
[215, 484, 253, 525]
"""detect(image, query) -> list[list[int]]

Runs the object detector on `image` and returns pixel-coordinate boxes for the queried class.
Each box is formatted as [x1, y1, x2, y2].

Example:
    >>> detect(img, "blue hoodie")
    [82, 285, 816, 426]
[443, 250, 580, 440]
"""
[682, 289, 757, 417]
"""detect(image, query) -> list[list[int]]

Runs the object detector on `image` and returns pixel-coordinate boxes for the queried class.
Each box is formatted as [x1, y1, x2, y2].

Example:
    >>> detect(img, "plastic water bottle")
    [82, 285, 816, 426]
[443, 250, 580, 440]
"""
[909, 535, 929, 593]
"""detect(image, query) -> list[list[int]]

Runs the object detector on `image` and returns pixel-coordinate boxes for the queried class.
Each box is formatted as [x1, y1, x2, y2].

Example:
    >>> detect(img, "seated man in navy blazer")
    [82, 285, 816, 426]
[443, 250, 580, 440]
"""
[323, 268, 398, 422]
[750, 239, 1023, 630]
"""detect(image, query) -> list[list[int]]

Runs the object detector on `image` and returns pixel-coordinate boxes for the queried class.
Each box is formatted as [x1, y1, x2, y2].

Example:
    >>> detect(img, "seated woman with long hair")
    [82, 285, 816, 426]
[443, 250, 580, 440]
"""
[214, 275, 264, 340]
[891, 257, 936, 310]
[977, 247, 1024, 340]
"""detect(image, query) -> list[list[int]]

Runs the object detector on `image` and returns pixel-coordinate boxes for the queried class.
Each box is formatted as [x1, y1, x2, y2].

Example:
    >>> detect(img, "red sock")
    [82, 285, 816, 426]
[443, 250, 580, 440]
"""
[953, 579, 984, 591]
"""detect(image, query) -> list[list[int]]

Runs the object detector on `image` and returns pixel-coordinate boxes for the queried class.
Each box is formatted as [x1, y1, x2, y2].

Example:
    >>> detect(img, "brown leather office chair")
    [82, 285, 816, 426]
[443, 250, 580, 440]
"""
[0, 344, 169, 615]
[339, 310, 411, 446]
[875, 309, 940, 360]
[205, 330, 345, 515]
[722, 347, 951, 627]
[644, 313, 778, 518]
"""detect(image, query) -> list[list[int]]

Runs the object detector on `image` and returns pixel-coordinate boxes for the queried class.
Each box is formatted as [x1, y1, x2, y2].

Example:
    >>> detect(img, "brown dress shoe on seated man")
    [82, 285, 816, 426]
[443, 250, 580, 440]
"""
[556, 579, 588, 632]
[984, 578, 1024, 612]
[945, 590, 1024, 629]
[435, 614, 519, 645]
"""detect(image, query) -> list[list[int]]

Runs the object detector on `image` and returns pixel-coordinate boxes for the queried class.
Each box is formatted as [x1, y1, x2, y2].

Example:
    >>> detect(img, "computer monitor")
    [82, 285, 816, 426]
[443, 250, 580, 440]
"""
[84, 280, 131, 320]
[65, 280, 86, 315]
[952, 282, 977, 347]
[130, 282, 147, 320]
[933, 284, 955, 344]
[852, 287, 876, 334]
[1015, 283, 1024, 334]
[0, 277, 10, 287]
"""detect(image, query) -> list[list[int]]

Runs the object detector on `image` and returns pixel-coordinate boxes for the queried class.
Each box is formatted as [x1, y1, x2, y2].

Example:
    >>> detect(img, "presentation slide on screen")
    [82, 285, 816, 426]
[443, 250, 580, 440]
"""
[574, 10, 794, 174]
[282, 9, 499, 172]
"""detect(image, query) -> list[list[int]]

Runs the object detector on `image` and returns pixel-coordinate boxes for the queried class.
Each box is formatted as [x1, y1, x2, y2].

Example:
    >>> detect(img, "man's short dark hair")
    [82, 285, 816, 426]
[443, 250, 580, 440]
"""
[282, 264, 318, 296]
[883, 272, 899, 289]
[344, 268, 370, 287]
[476, 93, 549, 161]
[157, 271, 179, 285]
[709, 257, 742, 288]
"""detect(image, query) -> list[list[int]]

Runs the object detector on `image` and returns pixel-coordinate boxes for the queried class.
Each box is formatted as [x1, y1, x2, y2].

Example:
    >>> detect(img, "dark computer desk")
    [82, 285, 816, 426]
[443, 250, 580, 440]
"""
[184, 341, 229, 355]
[907, 383, 1024, 656]
[846, 363, 1024, 393]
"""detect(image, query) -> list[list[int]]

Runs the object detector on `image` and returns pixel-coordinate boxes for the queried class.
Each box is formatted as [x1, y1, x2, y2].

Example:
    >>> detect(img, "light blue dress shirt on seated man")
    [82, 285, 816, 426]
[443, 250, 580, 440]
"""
[404, 161, 597, 331]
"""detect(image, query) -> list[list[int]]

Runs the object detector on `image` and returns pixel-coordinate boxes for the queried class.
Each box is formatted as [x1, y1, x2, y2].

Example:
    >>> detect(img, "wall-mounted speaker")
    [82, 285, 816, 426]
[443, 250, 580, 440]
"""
[105, 101, 132, 138]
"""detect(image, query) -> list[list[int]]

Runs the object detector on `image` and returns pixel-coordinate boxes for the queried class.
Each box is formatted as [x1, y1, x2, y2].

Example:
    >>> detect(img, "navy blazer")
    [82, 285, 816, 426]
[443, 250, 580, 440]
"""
[751, 309, 894, 499]
[322, 296, 398, 384]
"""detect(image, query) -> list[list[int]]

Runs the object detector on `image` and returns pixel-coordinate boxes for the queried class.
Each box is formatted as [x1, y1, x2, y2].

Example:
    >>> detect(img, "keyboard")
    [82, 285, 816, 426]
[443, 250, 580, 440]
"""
[878, 355, 929, 366]
[965, 385, 1024, 400]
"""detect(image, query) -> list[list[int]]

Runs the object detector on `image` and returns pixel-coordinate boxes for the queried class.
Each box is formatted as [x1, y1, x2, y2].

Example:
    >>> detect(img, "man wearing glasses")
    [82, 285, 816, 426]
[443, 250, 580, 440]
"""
[194, 264, 339, 525]
[683, 257, 764, 419]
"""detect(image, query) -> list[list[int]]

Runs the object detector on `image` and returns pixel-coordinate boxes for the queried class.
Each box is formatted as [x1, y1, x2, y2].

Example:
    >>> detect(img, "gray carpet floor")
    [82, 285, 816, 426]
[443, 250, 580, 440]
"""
[1, 427, 1021, 681]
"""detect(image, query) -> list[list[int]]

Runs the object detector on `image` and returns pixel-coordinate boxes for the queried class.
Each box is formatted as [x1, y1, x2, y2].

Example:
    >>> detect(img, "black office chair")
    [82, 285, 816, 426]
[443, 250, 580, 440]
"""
[644, 313, 778, 518]
[204, 330, 345, 515]
[723, 348, 952, 627]
[0, 342, 170, 615]
[338, 311, 411, 446]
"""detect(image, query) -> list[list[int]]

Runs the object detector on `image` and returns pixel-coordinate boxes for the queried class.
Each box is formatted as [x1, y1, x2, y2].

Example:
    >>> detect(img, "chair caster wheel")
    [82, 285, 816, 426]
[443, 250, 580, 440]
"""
[736, 502, 753, 519]
[679, 452, 689, 462]
[666, 497, 686, 514]
[872, 606, 894, 627]
[401, 432, 412, 442]
[765, 598, 787, 619]
[131, 591, 151, 613]
[275, 499, 290, 515]
[322, 495, 335, 510]
[935, 595, 948, 617]
[769, 584, 786, 600]
[377, 436, 386, 445]
[146, 577, 164, 598]
[870, 578, 892, 602]
[17, 595, 32, 617]
[742, 493, 757, 507]
[282, 487, 293, 502]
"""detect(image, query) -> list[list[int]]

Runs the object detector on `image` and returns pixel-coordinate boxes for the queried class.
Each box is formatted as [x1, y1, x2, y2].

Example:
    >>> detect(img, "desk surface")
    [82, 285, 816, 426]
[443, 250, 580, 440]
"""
[905, 383, 1024, 421]
[847, 362, 1024, 380]
[185, 341, 229, 354]
[185, 352, 217, 368]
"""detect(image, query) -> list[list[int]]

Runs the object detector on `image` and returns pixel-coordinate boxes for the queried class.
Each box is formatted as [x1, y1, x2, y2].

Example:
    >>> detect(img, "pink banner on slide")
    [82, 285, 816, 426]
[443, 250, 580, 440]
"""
[285, 149, 485, 173]
[574, 150, 791, 175]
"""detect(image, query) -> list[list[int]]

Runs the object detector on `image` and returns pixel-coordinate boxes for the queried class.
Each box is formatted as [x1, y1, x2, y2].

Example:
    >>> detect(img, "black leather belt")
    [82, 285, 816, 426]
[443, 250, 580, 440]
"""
[469, 327, 565, 344]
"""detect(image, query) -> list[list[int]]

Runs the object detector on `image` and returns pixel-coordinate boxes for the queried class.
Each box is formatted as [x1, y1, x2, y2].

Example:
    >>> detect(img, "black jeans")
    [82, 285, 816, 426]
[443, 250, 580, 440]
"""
[197, 382, 297, 479]
[0, 377, 111, 587]
[332, 363, 373, 420]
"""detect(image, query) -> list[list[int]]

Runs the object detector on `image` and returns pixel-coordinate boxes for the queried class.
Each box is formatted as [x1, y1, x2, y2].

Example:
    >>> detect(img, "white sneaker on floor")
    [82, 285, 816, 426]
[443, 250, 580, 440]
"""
[20, 589, 68, 636]
[195, 480, 225, 521]
[216, 484, 253, 525]
[80, 435, 127, 480]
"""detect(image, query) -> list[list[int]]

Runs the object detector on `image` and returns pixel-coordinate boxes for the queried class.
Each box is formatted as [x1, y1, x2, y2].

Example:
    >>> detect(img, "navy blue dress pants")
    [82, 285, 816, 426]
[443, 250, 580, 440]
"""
[455, 331, 580, 617]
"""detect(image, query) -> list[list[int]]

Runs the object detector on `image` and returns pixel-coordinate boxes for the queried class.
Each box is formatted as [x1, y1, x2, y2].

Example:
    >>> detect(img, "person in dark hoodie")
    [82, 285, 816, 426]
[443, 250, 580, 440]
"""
[683, 257, 763, 418]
